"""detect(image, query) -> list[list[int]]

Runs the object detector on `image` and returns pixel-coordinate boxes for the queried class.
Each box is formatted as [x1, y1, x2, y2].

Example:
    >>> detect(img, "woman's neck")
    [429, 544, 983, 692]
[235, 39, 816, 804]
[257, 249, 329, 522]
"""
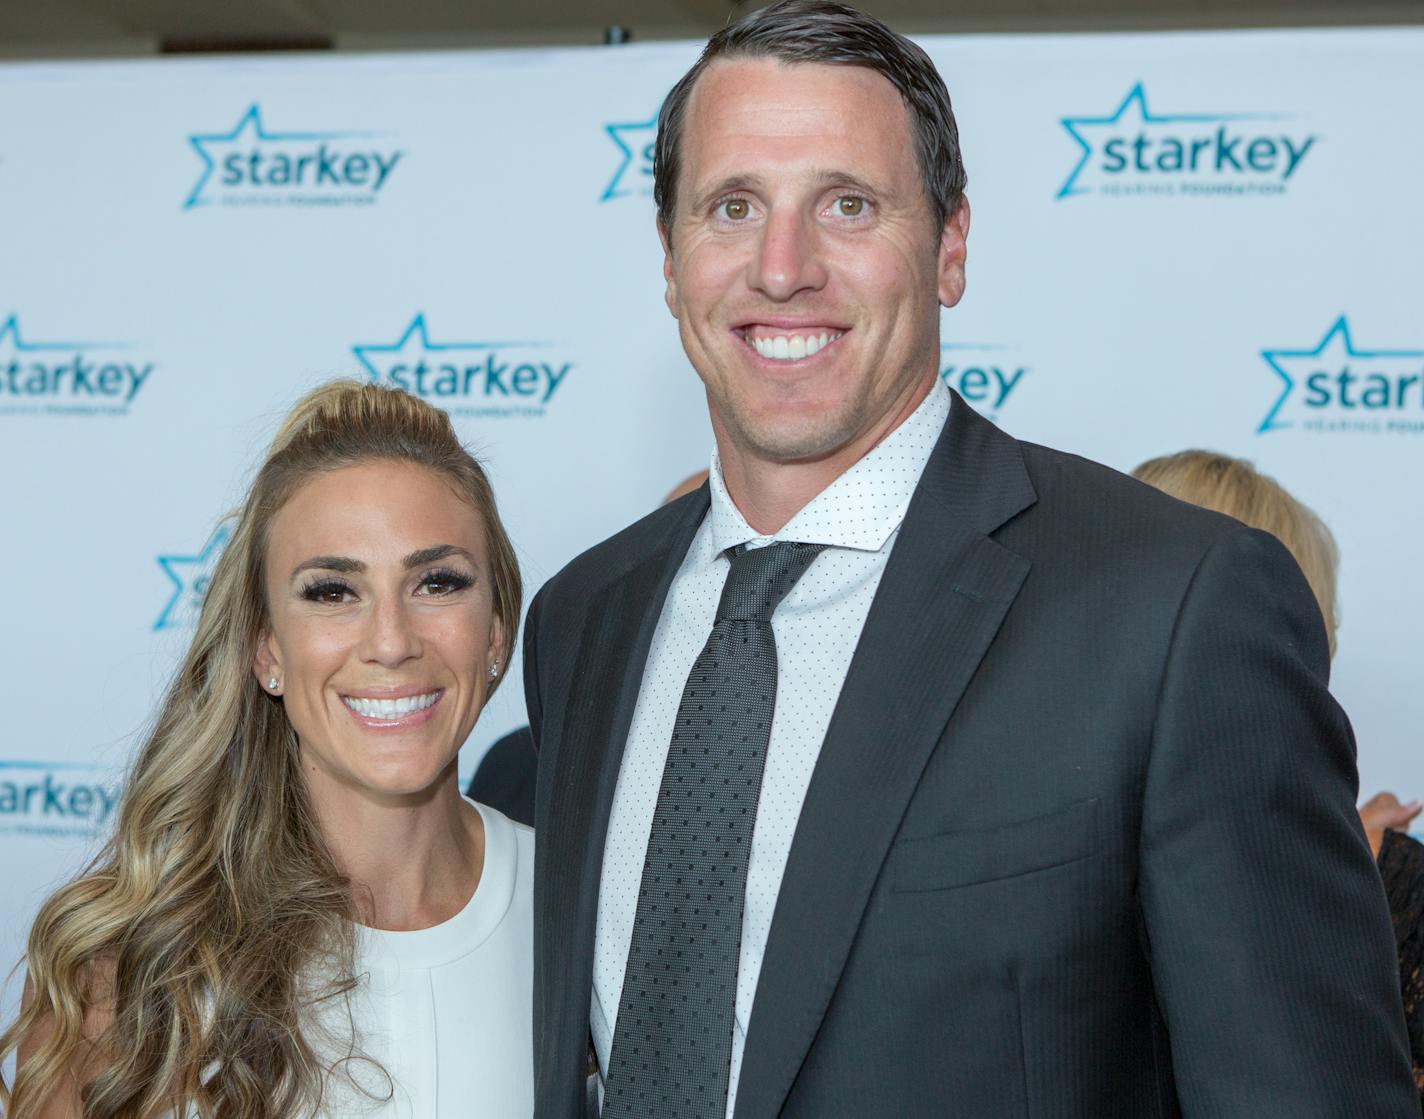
[305, 768, 485, 931]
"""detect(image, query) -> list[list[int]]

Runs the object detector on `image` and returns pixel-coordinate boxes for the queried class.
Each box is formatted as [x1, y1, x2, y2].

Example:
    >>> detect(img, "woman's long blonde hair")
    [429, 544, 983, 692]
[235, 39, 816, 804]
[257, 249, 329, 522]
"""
[0, 381, 521, 1118]
[1132, 449, 1339, 657]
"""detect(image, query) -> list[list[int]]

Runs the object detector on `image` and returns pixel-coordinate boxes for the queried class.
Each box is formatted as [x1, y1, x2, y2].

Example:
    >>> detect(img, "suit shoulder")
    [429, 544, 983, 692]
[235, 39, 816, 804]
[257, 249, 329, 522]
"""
[1000, 437, 1325, 666]
[1015, 438, 1243, 552]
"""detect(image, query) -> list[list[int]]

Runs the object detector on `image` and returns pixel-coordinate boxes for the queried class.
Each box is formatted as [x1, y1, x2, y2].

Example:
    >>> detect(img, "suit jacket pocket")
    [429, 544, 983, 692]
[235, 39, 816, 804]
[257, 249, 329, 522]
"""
[890, 797, 1101, 893]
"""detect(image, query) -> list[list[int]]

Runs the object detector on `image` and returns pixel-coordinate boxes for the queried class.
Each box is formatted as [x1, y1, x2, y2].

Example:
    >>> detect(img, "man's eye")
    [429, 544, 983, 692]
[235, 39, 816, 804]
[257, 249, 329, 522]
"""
[719, 198, 751, 221]
[835, 196, 866, 217]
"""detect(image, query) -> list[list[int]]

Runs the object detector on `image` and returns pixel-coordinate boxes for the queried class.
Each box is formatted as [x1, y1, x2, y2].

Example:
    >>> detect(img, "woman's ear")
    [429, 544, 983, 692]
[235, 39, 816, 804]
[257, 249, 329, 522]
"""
[486, 615, 507, 684]
[252, 632, 282, 695]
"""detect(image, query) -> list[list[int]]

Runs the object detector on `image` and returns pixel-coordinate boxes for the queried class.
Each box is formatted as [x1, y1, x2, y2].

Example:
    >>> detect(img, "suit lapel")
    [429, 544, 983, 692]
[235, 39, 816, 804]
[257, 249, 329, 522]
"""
[541, 491, 709, 1107]
[733, 394, 1037, 1119]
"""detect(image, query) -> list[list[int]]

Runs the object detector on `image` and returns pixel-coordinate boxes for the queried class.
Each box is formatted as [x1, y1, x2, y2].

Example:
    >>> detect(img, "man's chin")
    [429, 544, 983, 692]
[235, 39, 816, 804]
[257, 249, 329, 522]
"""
[724, 412, 858, 466]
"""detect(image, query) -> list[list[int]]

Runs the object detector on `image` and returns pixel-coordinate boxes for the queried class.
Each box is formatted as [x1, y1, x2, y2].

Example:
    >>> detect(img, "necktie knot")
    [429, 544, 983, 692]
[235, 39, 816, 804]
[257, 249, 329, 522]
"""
[715, 541, 826, 624]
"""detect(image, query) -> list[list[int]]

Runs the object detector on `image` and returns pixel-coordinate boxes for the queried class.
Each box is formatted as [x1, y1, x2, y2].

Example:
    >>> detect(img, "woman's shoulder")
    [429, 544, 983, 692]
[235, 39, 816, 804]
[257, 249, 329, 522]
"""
[473, 799, 534, 897]
[1379, 830, 1424, 1099]
[469, 798, 533, 852]
[1380, 828, 1424, 908]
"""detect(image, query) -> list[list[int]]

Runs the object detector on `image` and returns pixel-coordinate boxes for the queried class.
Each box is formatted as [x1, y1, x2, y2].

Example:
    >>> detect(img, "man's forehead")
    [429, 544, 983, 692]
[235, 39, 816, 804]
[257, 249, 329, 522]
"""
[681, 58, 914, 166]
[686, 56, 906, 129]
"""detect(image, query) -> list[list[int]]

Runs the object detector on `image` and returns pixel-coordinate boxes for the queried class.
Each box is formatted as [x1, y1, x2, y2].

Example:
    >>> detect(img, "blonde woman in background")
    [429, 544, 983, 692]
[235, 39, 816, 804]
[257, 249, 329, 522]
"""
[0, 381, 533, 1117]
[1134, 449, 1424, 1096]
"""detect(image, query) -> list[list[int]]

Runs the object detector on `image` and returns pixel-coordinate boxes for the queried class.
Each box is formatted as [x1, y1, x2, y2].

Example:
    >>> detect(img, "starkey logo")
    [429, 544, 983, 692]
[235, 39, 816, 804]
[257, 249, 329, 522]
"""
[1058, 83, 1318, 200]
[185, 104, 403, 210]
[155, 524, 231, 631]
[0, 314, 156, 417]
[0, 759, 121, 839]
[602, 111, 658, 202]
[1259, 317, 1424, 435]
[353, 314, 574, 419]
[941, 342, 1030, 422]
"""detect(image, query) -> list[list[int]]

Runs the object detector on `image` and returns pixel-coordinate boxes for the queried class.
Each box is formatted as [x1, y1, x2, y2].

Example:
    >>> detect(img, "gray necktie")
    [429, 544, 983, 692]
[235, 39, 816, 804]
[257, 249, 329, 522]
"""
[601, 540, 826, 1119]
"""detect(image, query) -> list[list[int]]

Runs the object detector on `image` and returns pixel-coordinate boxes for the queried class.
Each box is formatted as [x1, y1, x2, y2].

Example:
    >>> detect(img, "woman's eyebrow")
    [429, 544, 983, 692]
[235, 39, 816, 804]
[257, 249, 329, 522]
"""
[403, 544, 475, 569]
[289, 546, 475, 580]
[291, 555, 363, 579]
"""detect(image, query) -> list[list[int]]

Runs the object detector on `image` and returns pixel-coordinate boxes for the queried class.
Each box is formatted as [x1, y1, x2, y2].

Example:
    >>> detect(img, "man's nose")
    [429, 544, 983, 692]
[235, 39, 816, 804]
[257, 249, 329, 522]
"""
[748, 209, 828, 301]
[359, 596, 422, 667]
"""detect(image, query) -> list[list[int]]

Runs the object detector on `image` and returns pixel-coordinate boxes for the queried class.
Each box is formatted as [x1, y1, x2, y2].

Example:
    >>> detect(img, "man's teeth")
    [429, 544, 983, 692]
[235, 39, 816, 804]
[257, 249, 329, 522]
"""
[343, 692, 440, 719]
[750, 331, 842, 361]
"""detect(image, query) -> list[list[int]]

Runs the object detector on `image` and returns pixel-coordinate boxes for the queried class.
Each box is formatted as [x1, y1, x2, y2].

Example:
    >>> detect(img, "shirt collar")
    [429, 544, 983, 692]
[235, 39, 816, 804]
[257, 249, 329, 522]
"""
[708, 377, 951, 555]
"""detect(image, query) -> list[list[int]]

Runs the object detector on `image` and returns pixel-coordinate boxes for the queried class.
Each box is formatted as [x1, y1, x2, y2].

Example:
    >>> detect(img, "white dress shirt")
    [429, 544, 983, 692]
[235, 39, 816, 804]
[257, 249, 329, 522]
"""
[592, 379, 951, 1117]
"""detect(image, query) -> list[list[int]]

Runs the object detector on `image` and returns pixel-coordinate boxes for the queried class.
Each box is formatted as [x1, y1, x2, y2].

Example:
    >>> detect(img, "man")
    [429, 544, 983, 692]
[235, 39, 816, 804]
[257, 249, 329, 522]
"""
[523, 2, 1416, 1115]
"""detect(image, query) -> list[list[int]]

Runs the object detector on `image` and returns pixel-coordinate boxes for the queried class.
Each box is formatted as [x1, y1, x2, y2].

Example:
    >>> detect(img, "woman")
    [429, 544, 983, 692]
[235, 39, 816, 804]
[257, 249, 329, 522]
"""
[0, 381, 531, 1117]
[1134, 448, 1424, 1098]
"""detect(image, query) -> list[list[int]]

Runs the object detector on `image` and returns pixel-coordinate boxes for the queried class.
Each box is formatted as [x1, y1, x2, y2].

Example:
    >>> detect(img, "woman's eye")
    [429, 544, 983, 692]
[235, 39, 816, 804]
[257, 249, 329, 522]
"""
[418, 570, 474, 597]
[719, 198, 751, 221]
[835, 195, 866, 217]
[302, 580, 354, 605]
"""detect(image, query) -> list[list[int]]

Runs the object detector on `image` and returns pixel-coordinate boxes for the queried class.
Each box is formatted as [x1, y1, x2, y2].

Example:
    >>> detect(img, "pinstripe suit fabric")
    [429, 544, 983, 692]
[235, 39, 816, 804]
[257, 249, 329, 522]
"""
[525, 390, 1416, 1118]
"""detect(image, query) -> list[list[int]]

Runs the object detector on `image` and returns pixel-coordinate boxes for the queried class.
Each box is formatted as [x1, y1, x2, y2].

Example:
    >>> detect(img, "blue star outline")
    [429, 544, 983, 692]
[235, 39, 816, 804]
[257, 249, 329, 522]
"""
[185, 104, 376, 210]
[0, 314, 122, 353]
[1058, 83, 1279, 200]
[602, 112, 659, 202]
[155, 524, 231, 631]
[352, 314, 544, 382]
[1259, 316, 1424, 434]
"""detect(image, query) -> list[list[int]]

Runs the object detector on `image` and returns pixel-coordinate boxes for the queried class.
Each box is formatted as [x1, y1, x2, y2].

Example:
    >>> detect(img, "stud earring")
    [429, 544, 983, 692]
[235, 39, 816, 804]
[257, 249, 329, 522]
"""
[488, 663, 500, 680]
[268, 677, 279, 691]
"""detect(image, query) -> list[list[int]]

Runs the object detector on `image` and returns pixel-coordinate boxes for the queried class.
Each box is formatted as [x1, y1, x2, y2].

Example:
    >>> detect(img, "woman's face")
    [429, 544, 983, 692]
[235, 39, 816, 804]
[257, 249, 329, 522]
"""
[254, 459, 502, 805]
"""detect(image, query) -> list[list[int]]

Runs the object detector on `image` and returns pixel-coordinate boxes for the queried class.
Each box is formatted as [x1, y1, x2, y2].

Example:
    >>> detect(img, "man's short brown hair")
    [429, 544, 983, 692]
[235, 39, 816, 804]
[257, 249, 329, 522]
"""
[654, 0, 968, 235]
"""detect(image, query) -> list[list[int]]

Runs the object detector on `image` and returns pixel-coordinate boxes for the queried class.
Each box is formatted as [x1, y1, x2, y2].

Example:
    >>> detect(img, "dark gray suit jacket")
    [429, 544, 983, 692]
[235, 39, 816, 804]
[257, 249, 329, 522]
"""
[524, 391, 1415, 1118]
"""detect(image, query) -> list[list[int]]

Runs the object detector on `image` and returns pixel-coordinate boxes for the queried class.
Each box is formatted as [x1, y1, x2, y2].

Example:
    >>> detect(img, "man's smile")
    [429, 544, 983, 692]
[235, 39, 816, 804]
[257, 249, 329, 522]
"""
[735, 323, 849, 363]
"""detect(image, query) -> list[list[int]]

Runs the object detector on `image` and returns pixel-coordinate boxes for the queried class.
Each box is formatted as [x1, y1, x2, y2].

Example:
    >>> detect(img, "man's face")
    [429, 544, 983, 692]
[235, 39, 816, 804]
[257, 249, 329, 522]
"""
[662, 58, 968, 468]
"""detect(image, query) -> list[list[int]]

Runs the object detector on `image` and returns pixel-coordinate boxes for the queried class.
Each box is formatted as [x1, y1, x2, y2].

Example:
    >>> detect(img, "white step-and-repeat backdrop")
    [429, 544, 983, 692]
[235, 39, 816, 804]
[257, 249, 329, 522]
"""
[2, 28, 1421, 1020]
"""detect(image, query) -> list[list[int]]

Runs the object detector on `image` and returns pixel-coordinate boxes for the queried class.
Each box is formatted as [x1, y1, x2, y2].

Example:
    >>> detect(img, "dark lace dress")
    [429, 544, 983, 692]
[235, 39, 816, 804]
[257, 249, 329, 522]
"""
[1379, 828, 1424, 1103]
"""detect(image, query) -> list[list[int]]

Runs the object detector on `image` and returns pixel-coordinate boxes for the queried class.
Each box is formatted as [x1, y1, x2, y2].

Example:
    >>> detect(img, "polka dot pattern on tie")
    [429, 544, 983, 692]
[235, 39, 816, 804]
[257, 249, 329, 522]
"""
[600, 542, 827, 1119]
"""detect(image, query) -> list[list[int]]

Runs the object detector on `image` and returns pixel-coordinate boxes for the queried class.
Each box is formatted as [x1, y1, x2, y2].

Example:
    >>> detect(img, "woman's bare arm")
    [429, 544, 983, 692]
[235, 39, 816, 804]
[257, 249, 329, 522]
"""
[15, 962, 114, 1119]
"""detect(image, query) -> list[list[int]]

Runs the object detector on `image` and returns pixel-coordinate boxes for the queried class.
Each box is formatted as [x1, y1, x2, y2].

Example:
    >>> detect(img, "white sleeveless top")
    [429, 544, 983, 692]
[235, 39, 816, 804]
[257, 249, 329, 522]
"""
[311, 800, 535, 1118]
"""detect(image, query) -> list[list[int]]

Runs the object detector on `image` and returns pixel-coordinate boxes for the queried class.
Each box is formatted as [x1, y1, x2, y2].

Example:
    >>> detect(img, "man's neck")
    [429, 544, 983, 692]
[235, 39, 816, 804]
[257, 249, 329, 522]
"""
[716, 375, 935, 535]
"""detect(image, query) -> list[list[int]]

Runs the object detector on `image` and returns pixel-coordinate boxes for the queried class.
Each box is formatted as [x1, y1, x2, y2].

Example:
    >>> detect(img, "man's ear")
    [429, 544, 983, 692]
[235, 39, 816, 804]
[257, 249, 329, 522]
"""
[252, 631, 282, 694]
[659, 220, 680, 319]
[936, 196, 971, 309]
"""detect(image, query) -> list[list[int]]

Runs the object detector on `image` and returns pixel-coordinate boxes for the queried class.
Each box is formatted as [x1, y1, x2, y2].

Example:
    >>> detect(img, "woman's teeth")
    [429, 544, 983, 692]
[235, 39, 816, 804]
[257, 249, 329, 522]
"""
[749, 331, 843, 361]
[343, 692, 440, 719]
